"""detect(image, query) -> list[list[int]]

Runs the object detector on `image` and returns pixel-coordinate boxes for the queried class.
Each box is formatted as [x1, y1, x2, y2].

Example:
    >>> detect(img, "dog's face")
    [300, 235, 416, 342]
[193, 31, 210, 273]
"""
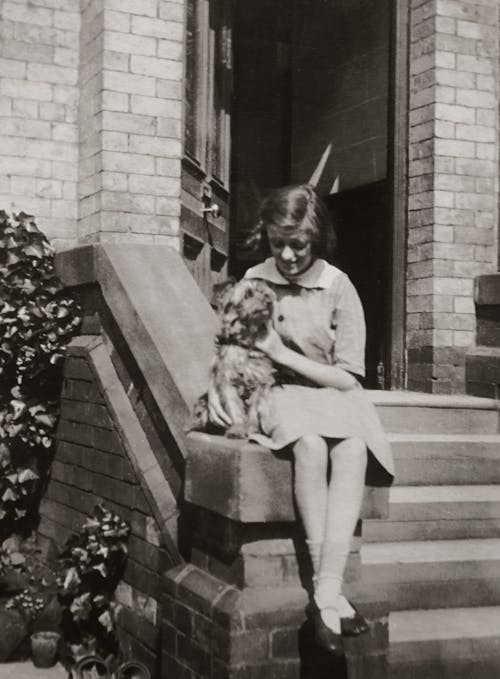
[214, 279, 275, 347]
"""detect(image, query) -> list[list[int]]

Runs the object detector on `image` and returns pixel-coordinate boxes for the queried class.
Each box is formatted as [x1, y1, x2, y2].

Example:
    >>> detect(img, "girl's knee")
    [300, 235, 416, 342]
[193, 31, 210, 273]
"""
[293, 435, 327, 468]
[331, 437, 367, 466]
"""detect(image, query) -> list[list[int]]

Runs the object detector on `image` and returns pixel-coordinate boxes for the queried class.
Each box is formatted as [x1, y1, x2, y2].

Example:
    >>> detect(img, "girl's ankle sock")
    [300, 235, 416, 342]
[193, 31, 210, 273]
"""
[315, 541, 350, 611]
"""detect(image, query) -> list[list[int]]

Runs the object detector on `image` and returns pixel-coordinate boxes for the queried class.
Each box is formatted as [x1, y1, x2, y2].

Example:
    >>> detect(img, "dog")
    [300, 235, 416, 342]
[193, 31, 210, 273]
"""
[190, 278, 277, 438]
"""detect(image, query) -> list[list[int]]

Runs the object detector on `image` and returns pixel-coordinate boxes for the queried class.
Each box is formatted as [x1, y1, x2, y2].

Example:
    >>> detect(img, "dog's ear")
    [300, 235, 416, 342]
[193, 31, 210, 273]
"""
[211, 277, 236, 311]
[250, 279, 276, 302]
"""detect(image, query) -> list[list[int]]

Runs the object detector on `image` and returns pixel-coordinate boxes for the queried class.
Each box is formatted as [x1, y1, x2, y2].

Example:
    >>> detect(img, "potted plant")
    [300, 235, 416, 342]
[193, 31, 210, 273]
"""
[57, 504, 130, 673]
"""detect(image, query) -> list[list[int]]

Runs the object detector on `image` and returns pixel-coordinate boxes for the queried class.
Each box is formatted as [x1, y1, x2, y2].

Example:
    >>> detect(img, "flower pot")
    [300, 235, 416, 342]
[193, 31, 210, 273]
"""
[30, 630, 61, 668]
[117, 661, 151, 679]
[72, 655, 110, 678]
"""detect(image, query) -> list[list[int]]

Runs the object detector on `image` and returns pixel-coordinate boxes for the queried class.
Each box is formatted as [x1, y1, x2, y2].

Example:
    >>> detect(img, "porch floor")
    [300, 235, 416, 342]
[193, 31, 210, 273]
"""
[0, 662, 67, 678]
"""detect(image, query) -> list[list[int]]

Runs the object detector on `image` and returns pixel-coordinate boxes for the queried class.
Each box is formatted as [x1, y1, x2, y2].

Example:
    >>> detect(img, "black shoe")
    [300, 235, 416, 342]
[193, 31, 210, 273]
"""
[340, 602, 370, 636]
[308, 602, 344, 655]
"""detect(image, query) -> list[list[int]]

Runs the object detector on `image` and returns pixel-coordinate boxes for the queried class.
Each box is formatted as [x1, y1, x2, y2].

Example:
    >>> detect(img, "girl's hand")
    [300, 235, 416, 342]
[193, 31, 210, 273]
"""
[208, 383, 232, 428]
[255, 325, 286, 362]
[257, 326, 358, 390]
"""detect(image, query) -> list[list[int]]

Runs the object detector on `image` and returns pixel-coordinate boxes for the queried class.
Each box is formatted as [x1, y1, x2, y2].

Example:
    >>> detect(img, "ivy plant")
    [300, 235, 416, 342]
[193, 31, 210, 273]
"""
[0, 211, 81, 537]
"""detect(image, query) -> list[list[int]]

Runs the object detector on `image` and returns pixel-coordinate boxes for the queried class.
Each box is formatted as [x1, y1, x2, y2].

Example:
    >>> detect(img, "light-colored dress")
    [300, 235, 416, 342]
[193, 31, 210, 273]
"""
[244, 257, 394, 477]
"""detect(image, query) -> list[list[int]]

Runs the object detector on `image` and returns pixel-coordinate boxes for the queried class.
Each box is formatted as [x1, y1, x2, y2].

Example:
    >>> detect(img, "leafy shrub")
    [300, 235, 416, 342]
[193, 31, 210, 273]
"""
[0, 211, 81, 536]
[57, 503, 130, 662]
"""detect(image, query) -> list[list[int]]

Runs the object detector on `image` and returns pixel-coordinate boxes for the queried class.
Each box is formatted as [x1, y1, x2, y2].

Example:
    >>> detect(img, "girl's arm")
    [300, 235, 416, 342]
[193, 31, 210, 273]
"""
[255, 327, 357, 390]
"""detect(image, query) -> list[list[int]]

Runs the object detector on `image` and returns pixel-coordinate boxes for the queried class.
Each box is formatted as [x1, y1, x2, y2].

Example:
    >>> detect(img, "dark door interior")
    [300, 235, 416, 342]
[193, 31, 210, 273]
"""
[229, 0, 393, 388]
[326, 180, 391, 387]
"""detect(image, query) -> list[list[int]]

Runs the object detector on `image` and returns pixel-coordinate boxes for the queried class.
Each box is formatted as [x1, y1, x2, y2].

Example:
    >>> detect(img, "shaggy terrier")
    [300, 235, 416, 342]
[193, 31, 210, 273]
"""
[190, 278, 277, 438]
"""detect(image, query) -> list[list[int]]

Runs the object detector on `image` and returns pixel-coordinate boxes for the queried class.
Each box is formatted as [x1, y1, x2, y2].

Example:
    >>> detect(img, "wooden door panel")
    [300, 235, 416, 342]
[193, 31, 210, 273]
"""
[182, 0, 232, 300]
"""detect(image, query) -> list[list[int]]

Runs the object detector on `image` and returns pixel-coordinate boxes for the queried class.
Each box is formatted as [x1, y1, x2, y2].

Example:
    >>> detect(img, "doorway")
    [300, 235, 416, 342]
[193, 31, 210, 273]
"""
[228, 0, 405, 389]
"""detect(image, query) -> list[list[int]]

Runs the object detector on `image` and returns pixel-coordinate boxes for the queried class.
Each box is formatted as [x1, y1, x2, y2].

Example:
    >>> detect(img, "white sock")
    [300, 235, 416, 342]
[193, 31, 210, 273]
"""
[307, 541, 355, 619]
[314, 541, 351, 633]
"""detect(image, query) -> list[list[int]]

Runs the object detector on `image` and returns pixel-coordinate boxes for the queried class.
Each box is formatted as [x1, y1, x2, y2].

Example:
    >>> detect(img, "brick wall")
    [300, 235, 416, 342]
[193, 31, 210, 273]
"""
[0, 0, 185, 249]
[0, 0, 80, 249]
[77, 0, 184, 246]
[407, 0, 499, 392]
[39, 339, 179, 673]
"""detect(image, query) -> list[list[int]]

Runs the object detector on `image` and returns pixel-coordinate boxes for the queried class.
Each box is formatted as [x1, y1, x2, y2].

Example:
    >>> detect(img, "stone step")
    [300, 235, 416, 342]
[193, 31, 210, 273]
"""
[364, 485, 500, 542]
[370, 391, 500, 435]
[361, 538, 500, 610]
[389, 433, 500, 485]
[389, 607, 500, 679]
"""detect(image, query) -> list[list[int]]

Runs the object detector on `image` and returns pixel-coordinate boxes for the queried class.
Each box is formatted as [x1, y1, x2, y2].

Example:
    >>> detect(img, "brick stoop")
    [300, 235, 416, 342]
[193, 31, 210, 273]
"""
[51, 245, 500, 677]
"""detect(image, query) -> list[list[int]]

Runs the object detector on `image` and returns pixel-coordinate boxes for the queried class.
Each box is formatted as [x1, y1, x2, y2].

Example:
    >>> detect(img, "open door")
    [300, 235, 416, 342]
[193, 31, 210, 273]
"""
[182, 0, 232, 299]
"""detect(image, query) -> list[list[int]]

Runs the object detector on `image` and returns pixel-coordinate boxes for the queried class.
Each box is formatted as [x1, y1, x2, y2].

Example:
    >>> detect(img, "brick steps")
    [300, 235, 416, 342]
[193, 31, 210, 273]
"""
[362, 538, 500, 610]
[389, 607, 500, 679]
[364, 484, 500, 542]
[388, 433, 500, 485]
[365, 395, 500, 676]
[371, 391, 499, 434]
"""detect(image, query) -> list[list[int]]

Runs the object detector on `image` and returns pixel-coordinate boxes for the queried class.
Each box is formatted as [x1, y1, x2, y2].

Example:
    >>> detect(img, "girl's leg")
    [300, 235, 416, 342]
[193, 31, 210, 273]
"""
[292, 435, 329, 575]
[315, 437, 367, 632]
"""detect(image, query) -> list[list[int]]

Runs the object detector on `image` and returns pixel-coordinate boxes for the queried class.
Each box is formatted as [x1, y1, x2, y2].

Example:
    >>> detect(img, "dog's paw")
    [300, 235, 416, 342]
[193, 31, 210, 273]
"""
[186, 394, 209, 432]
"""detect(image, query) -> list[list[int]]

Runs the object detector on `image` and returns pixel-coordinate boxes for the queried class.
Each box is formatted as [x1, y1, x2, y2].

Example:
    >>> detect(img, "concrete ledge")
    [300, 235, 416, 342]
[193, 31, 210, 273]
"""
[56, 244, 217, 458]
[81, 337, 181, 558]
[186, 432, 389, 523]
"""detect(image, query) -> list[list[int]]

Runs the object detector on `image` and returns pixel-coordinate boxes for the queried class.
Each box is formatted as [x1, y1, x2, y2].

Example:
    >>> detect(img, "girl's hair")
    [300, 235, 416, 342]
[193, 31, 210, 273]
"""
[245, 184, 337, 260]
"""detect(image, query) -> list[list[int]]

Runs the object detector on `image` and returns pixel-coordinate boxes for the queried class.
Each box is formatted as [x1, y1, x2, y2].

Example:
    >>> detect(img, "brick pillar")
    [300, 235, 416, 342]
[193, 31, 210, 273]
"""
[78, 0, 184, 246]
[407, 0, 499, 393]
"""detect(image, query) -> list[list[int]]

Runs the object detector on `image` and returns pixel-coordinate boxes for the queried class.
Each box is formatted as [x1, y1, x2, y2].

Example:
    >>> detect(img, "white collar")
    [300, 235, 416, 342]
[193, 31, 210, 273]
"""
[244, 258, 343, 289]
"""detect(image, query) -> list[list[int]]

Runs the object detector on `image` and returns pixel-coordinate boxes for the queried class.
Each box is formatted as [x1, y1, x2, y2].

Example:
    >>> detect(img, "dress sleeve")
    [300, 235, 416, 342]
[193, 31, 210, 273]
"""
[332, 277, 366, 378]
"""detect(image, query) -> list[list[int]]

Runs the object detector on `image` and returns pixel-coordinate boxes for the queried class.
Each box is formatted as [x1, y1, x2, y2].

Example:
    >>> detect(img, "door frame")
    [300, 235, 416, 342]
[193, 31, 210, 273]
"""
[387, 0, 409, 390]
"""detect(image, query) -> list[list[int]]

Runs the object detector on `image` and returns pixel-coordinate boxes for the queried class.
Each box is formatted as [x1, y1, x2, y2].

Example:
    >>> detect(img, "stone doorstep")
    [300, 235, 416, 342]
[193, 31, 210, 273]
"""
[364, 483, 500, 542]
[362, 537, 500, 579]
[358, 538, 500, 611]
[367, 390, 500, 410]
[389, 606, 500, 666]
[386, 484, 500, 520]
[388, 432, 500, 485]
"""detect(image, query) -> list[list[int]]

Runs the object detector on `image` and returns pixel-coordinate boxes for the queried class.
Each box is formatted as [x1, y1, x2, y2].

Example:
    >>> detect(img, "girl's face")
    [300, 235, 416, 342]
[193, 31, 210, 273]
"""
[267, 223, 314, 280]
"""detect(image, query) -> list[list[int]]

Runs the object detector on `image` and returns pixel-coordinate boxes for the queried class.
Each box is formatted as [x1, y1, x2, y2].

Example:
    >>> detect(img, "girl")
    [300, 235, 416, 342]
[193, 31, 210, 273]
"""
[209, 184, 394, 654]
